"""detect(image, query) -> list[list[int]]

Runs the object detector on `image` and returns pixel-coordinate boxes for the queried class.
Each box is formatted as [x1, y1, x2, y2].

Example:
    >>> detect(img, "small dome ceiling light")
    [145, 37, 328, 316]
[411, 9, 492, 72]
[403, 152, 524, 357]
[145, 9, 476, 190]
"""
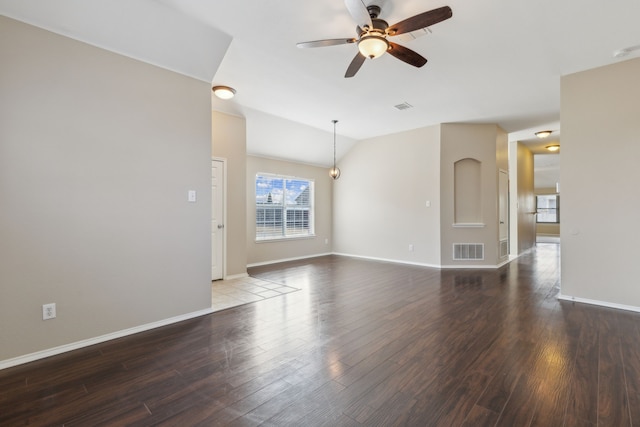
[535, 130, 552, 138]
[212, 85, 236, 100]
[546, 144, 560, 152]
[613, 44, 640, 58]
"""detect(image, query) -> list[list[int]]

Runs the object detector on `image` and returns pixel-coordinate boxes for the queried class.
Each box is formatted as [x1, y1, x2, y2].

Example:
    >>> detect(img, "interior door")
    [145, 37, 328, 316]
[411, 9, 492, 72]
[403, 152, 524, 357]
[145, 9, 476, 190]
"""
[211, 159, 224, 280]
[498, 169, 509, 258]
[517, 181, 537, 253]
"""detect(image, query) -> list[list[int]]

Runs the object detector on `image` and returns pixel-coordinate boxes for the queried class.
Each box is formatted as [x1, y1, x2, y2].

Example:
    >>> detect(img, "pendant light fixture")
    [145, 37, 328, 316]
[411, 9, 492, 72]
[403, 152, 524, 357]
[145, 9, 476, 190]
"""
[329, 119, 341, 180]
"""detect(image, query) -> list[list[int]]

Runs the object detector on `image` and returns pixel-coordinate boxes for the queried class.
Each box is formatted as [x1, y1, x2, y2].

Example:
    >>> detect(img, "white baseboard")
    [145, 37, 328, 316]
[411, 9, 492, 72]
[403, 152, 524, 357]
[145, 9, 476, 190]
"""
[558, 294, 640, 313]
[223, 272, 249, 280]
[247, 252, 333, 268]
[440, 264, 503, 269]
[0, 307, 215, 371]
[333, 252, 441, 269]
[336, 252, 517, 270]
[443, 254, 518, 269]
[249, 251, 519, 270]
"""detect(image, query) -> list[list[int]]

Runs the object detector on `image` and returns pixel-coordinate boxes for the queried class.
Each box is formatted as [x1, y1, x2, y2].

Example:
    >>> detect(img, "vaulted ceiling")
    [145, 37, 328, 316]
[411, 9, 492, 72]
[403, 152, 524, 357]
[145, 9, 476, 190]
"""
[2, 0, 640, 185]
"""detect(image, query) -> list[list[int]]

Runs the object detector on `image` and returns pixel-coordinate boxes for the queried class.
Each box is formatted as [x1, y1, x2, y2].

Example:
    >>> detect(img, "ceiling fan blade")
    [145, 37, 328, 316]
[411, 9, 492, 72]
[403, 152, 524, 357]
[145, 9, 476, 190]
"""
[345, 52, 366, 78]
[345, 0, 372, 29]
[387, 42, 427, 68]
[297, 38, 357, 48]
[387, 6, 452, 36]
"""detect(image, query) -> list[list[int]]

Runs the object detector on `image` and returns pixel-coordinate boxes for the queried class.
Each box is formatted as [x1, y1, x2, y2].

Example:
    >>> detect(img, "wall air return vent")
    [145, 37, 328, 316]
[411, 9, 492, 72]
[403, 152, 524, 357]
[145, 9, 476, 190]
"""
[499, 240, 509, 258]
[453, 243, 484, 260]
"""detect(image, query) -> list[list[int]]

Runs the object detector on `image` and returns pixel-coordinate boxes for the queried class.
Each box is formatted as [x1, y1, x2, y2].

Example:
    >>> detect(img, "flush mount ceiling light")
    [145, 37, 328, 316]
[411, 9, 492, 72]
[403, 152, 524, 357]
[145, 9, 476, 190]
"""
[535, 130, 553, 138]
[613, 44, 640, 58]
[329, 119, 341, 180]
[546, 144, 560, 152]
[212, 85, 236, 100]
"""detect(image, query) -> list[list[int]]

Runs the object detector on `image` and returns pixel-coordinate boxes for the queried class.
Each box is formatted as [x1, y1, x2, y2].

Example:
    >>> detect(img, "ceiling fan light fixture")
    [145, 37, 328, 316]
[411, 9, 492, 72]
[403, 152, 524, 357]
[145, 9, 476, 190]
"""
[212, 85, 236, 100]
[535, 130, 552, 138]
[358, 34, 389, 59]
[546, 144, 560, 152]
[296, 4, 452, 77]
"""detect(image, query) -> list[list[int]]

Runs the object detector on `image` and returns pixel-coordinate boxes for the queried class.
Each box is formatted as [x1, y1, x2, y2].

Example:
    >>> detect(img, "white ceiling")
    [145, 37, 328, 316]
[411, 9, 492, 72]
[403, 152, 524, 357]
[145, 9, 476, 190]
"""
[2, 0, 640, 178]
[535, 152, 561, 190]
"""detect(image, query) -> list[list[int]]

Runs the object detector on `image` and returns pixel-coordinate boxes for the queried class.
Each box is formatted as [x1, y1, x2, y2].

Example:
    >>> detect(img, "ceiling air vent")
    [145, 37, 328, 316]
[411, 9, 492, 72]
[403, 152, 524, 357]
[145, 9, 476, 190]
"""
[394, 102, 413, 111]
[453, 243, 484, 260]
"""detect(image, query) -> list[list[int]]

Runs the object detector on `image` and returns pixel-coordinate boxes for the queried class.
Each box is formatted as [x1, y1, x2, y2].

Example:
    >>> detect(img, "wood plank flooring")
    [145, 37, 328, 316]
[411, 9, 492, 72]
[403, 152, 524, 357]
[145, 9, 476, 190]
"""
[2, 243, 640, 426]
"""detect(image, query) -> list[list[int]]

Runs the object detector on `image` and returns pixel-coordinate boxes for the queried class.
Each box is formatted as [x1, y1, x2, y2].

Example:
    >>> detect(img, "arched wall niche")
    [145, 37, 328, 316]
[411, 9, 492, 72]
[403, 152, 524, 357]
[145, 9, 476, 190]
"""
[454, 158, 482, 224]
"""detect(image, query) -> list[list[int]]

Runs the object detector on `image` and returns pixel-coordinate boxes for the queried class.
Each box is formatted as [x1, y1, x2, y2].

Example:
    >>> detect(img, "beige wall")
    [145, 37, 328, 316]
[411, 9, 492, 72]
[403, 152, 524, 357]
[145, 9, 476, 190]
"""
[536, 223, 559, 236]
[333, 123, 507, 267]
[516, 142, 536, 253]
[496, 128, 509, 171]
[440, 124, 506, 266]
[333, 125, 442, 266]
[246, 156, 333, 265]
[0, 17, 212, 362]
[561, 58, 640, 308]
[212, 112, 247, 278]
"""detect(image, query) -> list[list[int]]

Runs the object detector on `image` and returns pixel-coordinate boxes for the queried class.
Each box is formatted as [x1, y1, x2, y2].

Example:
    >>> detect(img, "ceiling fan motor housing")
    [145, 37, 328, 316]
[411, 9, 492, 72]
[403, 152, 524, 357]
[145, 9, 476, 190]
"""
[358, 7, 390, 59]
[361, 5, 388, 33]
[357, 19, 388, 41]
[367, 5, 381, 19]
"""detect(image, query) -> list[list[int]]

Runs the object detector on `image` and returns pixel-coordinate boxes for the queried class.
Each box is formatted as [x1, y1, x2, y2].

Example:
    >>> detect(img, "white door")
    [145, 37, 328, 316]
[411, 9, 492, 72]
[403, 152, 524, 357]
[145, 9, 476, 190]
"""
[499, 169, 509, 256]
[499, 170, 509, 240]
[211, 159, 225, 280]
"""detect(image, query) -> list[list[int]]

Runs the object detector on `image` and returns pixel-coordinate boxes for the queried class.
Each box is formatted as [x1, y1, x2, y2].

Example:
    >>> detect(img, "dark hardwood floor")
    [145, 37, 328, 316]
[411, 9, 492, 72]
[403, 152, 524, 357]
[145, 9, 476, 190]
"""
[2, 243, 640, 426]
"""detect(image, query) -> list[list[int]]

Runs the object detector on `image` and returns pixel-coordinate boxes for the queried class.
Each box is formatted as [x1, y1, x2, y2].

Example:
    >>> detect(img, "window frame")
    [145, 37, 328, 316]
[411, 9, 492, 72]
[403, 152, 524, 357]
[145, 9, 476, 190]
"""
[536, 194, 560, 224]
[255, 173, 315, 242]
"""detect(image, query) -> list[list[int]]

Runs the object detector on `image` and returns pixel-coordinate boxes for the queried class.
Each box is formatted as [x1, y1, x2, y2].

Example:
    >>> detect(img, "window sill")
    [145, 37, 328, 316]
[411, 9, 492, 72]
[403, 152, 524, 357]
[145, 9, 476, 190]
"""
[255, 235, 316, 243]
[452, 223, 486, 228]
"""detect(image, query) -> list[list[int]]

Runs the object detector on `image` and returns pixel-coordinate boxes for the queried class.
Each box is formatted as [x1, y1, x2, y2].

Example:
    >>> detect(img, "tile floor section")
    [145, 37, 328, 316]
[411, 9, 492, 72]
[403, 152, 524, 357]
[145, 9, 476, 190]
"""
[211, 276, 300, 312]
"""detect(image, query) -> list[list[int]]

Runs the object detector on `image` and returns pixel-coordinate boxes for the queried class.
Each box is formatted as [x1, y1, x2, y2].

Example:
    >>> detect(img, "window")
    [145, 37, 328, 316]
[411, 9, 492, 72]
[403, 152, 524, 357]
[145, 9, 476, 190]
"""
[255, 174, 314, 240]
[536, 194, 559, 223]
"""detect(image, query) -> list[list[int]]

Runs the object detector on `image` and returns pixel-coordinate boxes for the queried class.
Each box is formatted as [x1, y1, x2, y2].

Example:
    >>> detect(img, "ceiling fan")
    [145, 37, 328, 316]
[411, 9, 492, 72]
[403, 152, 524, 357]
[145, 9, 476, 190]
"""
[296, 0, 453, 78]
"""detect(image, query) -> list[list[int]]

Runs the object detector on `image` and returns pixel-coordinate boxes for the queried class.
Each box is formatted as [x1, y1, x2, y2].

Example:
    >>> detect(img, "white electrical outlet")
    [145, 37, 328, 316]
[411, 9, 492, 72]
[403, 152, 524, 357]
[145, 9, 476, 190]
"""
[43, 303, 56, 320]
[187, 190, 197, 202]
[409, 244, 414, 252]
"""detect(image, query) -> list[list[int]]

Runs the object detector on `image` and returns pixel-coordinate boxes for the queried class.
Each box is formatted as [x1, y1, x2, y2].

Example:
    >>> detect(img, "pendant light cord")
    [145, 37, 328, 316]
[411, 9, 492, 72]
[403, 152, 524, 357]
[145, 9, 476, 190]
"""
[329, 119, 340, 180]
[332, 119, 338, 169]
